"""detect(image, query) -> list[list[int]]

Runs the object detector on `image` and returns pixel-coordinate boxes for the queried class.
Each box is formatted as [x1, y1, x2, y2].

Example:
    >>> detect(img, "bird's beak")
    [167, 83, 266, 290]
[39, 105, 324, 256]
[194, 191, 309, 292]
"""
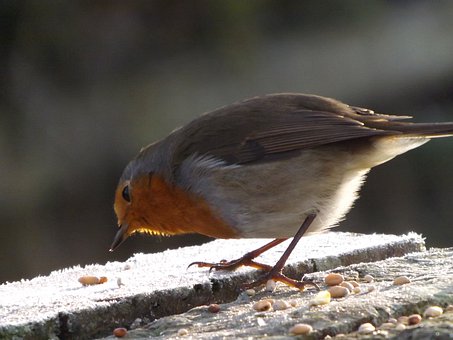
[109, 223, 129, 252]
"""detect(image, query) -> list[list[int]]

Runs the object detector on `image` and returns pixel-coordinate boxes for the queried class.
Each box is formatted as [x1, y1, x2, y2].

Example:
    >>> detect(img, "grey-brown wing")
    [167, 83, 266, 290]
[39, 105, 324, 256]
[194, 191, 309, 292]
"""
[174, 109, 396, 165]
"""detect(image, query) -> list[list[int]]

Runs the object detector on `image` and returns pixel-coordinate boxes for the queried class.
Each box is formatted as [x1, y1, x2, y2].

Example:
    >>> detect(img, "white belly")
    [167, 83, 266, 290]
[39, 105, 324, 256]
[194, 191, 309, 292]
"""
[179, 136, 429, 238]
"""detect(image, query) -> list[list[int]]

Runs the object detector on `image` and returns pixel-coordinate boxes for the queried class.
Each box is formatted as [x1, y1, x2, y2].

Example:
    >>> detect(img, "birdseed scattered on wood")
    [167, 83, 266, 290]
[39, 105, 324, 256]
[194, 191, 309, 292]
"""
[363, 274, 374, 283]
[309, 291, 331, 306]
[289, 323, 313, 335]
[324, 273, 344, 286]
[253, 300, 272, 312]
[328, 285, 349, 298]
[424, 306, 443, 318]
[358, 323, 375, 334]
[113, 327, 127, 337]
[408, 314, 422, 325]
[393, 276, 411, 285]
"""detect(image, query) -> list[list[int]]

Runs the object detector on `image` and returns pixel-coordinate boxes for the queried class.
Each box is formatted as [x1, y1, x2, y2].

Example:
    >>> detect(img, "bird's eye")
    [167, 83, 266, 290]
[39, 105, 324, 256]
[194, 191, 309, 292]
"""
[122, 185, 131, 202]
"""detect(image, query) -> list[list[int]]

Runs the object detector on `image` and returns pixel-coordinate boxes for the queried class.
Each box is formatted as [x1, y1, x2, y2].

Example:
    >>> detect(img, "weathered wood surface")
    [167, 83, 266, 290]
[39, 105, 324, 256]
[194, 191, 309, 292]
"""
[104, 247, 453, 339]
[0, 232, 427, 339]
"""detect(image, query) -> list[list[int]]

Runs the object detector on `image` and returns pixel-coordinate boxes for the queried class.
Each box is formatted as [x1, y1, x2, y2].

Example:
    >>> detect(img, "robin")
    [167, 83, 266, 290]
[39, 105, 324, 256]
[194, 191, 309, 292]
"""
[110, 93, 453, 289]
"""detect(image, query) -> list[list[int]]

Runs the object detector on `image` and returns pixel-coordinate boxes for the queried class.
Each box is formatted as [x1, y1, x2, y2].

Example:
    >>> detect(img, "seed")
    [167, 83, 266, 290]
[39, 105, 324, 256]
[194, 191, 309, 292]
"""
[289, 299, 297, 307]
[395, 323, 406, 331]
[328, 285, 349, 298]
[78, 276, 100, 285]
[393, 276, 411, 285]
[289, 323, 312, 335]
[408, 314, 422, 325]
[253, 300, 272, 312]
[358, 323, 375, 334]
[352, 286, 361, 294]
[380, 322, 395, 329]
[177, 328, 189, 336]
[445, 305, 453, 312]
[397, 316, 409, 325]
[99, 276, 108, 284]
[363, 274, 374, 283]
[208, 304, 220, 313]
[388, 318, 397, 324]
[266, 279, 277, 292]
[424, 306, 443, 318]
[245, 289, 256, 296]
[113, 327, 127, 337]
[340, 281, 354, 292]
[309, 291, 331, 306]
[324, 273, 344, 286]
[367, 285, 376, 293]
[348, 280, 359, 287]
[272, 300, 290, 311]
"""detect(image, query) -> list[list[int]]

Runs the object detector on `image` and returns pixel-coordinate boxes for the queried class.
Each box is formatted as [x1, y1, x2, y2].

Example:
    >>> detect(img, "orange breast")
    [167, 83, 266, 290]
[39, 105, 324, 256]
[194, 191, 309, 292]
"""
[130, 174, 238, 239]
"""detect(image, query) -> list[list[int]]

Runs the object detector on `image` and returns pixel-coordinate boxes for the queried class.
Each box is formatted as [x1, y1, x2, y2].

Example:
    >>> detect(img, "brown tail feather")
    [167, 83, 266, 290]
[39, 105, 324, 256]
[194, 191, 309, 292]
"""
[395, 122, 453, 138]
[367, 120, 453, 138]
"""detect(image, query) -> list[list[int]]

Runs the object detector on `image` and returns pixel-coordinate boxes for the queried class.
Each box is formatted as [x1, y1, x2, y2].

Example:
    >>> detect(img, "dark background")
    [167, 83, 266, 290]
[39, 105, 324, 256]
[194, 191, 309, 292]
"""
[1, 1, 453, 283]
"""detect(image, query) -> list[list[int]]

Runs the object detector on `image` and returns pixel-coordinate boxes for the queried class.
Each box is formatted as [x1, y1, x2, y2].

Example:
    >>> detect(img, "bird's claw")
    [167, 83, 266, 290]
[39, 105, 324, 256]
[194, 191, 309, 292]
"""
[243, 272, 320, 291]
[187, 259, 244, 272]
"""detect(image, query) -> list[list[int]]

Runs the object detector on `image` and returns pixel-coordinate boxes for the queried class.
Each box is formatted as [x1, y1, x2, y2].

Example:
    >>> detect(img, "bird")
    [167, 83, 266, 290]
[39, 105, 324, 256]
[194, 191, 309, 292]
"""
[109, 93, 453, 289]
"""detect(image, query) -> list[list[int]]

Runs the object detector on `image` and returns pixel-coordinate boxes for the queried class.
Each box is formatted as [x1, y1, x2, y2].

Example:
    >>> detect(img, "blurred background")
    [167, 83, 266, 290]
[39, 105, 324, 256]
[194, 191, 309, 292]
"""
[1, 1, 453, 283]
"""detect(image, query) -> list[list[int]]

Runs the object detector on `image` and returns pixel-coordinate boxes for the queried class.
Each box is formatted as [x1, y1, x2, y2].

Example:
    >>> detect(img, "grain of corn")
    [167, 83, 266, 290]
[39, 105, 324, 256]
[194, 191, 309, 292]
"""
[309, 291, 331, 306]
[99, 276, 108, 284]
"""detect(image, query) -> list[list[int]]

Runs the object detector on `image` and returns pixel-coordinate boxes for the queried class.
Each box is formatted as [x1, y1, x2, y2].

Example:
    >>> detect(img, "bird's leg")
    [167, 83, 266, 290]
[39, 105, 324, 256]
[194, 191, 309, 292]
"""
[188, 238, 288, 272]
[243, 213, 319, 290]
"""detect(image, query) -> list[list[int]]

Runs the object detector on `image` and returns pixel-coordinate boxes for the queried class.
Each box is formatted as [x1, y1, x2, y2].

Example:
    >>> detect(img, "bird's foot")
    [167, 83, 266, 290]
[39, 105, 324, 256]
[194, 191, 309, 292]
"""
[188, 258, 319, 291]
[244, 271, 320, 291]
[188, 256, 273, 273]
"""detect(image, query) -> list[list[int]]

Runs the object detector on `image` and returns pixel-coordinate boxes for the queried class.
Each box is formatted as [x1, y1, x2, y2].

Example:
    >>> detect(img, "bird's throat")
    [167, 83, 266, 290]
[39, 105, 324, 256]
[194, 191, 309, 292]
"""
[131, 174, 238, 239]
